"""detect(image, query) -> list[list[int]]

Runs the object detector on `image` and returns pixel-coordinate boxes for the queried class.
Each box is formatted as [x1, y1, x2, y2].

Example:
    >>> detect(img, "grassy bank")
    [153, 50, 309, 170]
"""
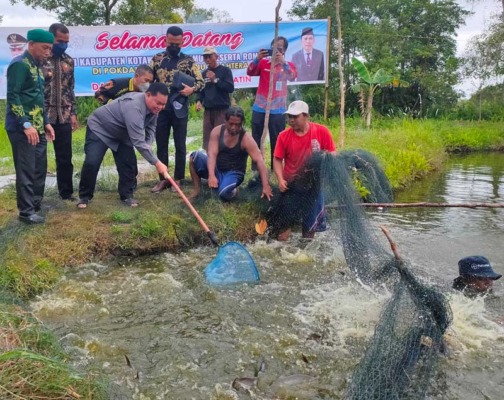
[1, 117, 503, 295]
[0, 116, 503, 398]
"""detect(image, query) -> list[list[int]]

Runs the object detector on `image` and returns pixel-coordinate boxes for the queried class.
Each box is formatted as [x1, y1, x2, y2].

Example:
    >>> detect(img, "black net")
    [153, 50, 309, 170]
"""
[346, 260, 452, 400]
[255, 149, 452, 399]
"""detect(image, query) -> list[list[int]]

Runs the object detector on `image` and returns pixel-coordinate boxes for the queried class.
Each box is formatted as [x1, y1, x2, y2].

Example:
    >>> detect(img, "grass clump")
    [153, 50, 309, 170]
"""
[0, 303, 107, 399]
[0, 349, 107, 399]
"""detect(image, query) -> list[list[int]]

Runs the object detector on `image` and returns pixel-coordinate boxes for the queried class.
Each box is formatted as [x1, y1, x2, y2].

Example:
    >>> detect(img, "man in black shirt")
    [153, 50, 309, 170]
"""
[188, 106, 271, 202]
[150, 25, 204, 193]
[94, 64, 154, 105]
[196, 46, 234, 151]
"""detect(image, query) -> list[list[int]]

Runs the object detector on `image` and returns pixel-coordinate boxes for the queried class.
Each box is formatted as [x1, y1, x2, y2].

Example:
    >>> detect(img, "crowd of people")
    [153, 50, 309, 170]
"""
[4, 24, 336, 241]
[4, 24, 501, 297]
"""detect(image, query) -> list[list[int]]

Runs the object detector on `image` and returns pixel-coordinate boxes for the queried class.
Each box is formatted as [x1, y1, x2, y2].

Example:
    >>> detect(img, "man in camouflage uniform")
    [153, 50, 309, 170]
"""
[94, 64, 154, 105]
[44, 23, 78, 200]
[150, 25, 204, 193]
[5, 29, 55, 224]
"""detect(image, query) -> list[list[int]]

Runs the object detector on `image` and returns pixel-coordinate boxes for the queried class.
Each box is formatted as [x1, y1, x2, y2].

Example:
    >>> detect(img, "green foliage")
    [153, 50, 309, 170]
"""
[462, 13, 504, 84]
[343, 118, 446, 188]
[114, 0, 192, 24]
[10, 0, 194, 25]
[436, 121, 504, 152]
[131, 214, 163, 238]
[185, 6, 232, 23]
[351, 57, 409, 128]
[352, 172, 372, 200]
[0, 257, 62, 299]
[0, 350, 108, 399]
[289, 0, 469, 118]
[110, 210, 135, 223]
[452, 83, 504, 121]
[76, 96, 100, 125]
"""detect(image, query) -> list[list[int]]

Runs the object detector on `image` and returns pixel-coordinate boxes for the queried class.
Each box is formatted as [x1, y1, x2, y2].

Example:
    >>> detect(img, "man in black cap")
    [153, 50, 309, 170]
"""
[291, 27, 325, 82]
[44, 23, 78, 201]
[149, 25, 204, 193]
[5, 29, 55, 224]
[453, 255, 502, 296]
[195, 46, 234, 151]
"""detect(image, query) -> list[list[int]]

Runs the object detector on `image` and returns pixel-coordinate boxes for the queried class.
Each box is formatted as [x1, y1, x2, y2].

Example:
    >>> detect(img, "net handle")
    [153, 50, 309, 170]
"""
[165, 174, 219, 247]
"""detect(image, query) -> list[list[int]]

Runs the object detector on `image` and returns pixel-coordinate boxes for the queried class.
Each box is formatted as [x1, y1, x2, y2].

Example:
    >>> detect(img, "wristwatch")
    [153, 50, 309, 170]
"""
[23, 122, 32, 129]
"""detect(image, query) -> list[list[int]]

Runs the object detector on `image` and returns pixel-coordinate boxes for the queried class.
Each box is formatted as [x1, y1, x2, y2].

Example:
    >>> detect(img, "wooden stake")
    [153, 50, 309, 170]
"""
[327, 202, 504, 209]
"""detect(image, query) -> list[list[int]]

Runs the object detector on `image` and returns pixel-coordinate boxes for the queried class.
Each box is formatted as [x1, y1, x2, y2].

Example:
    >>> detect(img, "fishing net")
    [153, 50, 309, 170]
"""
[345, 260, 452, 400]
[204, 242, 260, 286]
[257, 148, 452, 399]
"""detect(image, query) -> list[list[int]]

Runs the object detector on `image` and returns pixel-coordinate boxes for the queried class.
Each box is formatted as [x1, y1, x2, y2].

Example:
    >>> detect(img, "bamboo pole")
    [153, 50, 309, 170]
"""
[324, 16, 331, 121]
[335, 1, 346, 149]
[260, 0, 282, 159]
[327, 202, 504, 209]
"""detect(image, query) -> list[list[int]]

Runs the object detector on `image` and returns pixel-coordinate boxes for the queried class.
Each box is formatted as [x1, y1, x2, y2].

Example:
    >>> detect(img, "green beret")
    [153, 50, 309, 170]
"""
[27, 29, 54, 44]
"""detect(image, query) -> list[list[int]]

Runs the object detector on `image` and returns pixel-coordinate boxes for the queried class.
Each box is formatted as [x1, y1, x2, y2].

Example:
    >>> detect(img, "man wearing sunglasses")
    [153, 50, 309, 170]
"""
[195, 46, 234, 151]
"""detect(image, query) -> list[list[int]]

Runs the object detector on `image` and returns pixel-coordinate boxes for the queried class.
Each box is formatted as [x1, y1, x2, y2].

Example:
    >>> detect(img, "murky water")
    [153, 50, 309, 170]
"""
[31, 153, 504, 399]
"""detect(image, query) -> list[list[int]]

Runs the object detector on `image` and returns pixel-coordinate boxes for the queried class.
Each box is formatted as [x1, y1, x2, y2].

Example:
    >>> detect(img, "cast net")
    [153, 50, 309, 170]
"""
[249, 149, 452, 399]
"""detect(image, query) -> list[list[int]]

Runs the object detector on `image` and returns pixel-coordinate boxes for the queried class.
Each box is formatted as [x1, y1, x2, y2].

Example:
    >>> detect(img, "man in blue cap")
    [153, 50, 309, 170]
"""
[453, 255, 502, 295]
[5, 28, 55, 224]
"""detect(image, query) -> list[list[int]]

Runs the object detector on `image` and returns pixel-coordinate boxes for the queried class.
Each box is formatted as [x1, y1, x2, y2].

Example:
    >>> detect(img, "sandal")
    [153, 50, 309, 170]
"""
[121, 198, 139, 207]
[76, 199, 89, 209]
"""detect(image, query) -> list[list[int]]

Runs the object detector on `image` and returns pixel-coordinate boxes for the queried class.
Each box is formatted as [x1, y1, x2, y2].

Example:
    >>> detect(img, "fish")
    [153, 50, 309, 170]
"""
[232, 377, 258, 391]
[271, 374, 317, 389]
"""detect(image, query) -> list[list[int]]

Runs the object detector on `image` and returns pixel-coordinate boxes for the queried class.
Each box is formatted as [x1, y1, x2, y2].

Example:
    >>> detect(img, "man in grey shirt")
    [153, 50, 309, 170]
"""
[77, 82, 170, 208]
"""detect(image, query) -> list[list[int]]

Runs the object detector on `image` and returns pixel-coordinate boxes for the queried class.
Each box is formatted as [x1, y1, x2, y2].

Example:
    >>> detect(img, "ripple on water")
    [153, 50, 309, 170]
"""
[29, 153, 504, 399]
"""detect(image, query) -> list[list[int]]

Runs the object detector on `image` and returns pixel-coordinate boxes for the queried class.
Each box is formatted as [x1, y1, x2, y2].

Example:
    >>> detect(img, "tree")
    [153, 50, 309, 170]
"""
[289, 0, 469, 117]
[185, 7, 232, 23]
[9, 0, 194, 25]
[351, 57, 409, 128]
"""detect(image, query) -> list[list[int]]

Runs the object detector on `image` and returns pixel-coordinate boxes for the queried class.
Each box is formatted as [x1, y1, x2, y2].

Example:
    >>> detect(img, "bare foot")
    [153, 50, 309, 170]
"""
[187, 191, 200, 200]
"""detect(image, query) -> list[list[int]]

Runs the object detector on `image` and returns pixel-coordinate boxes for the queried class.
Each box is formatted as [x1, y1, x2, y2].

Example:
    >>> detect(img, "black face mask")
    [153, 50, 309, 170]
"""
[166, 44, 180, 57]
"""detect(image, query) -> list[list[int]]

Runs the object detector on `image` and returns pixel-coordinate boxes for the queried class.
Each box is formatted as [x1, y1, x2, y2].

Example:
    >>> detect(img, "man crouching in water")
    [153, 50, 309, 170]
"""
[188, 106, 272, 201]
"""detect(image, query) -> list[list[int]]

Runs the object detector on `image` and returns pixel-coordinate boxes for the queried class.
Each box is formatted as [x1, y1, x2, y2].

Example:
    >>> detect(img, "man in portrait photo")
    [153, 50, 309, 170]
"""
[291, 27, 325, 82]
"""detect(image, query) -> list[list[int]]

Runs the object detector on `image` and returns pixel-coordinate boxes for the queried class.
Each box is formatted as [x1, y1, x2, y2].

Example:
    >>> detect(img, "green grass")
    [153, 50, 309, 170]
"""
[0, 302, 108, 399]
[0, 113, 503, 399]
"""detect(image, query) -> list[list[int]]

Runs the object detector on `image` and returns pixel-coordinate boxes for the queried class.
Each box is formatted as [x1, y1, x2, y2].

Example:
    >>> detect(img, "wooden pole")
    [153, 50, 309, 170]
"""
[327, 202, 504, 209]
[335, 1, 346, 149]
[324, 16, 331, 121]
[261, 0, 282, 160]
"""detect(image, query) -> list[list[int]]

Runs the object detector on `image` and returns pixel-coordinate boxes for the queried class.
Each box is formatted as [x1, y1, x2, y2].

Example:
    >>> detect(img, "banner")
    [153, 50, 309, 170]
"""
[0, 20, 328, 99]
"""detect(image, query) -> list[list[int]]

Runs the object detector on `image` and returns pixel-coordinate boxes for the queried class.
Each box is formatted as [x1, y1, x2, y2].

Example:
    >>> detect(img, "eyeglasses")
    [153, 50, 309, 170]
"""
[203, 54, 213, 58]
[286, 114, 302, 119]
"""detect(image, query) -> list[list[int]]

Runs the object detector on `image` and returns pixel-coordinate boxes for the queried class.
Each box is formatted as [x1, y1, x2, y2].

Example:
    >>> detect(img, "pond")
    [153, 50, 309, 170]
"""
[31, 152, 503, 399]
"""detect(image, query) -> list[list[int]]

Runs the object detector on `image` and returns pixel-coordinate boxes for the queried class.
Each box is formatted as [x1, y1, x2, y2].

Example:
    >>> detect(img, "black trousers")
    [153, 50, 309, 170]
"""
[7, 129, 47, 216]
[251, 111, 286, 169]
[155, 106, 188, 181]
[202, 107, 227, 151]
[78, 127, 137, 201]
[51, 122, 74, 199]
